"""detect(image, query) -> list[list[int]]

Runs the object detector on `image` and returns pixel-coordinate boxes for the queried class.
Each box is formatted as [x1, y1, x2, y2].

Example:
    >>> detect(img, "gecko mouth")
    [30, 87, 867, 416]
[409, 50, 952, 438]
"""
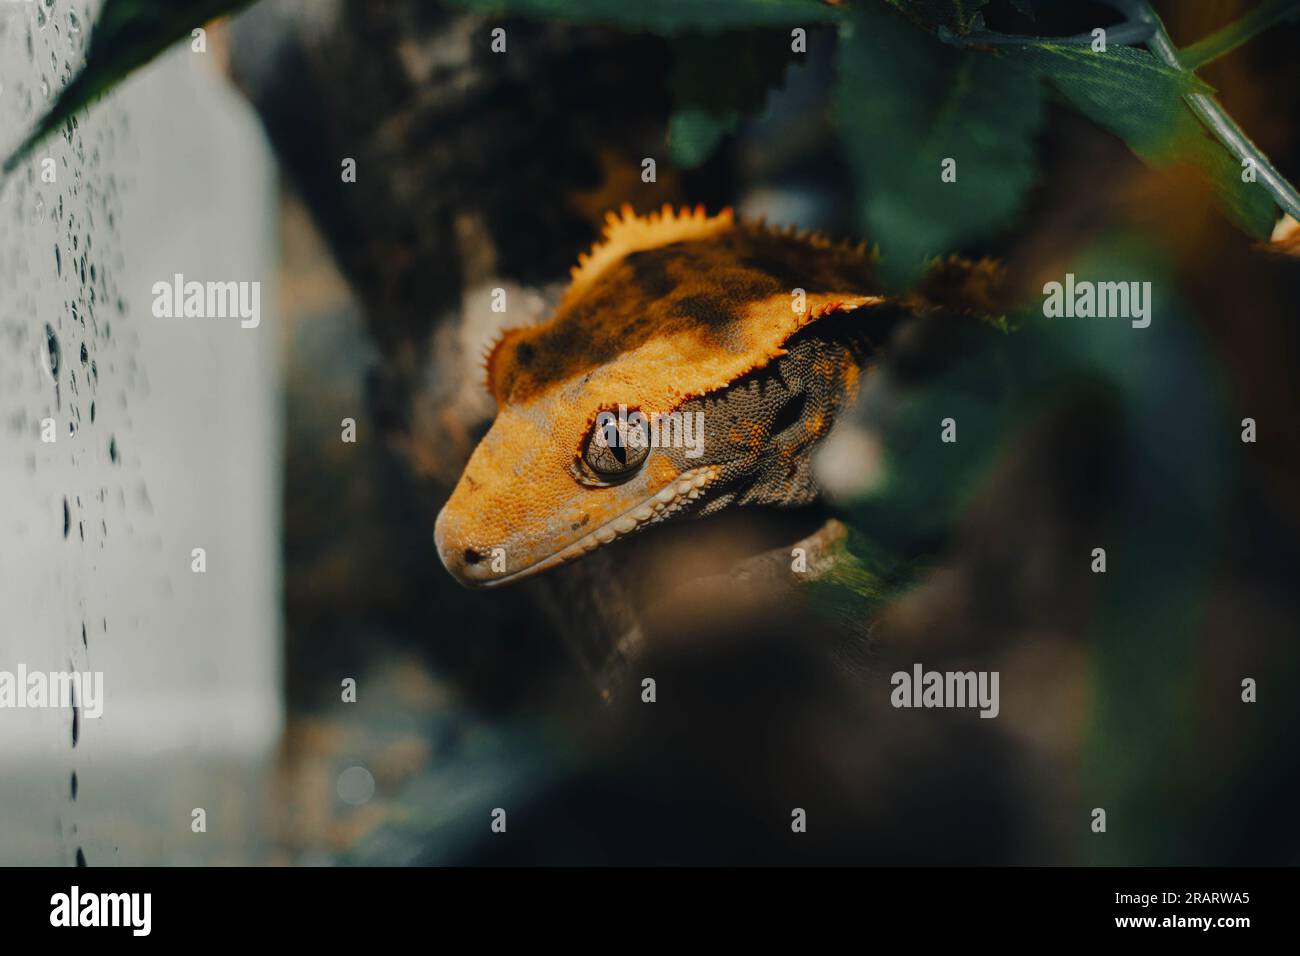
[468, 464, 722, 588]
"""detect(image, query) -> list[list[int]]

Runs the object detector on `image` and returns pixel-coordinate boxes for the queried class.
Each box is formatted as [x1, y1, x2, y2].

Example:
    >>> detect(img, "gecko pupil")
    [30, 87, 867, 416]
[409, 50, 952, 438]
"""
[584, 415, 650, 476]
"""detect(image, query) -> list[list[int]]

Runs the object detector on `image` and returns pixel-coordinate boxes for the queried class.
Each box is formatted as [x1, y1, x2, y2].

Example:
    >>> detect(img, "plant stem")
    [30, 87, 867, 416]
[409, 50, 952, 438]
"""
[1105, 0, 1300, 223]
[1177, 0, 1300, 71]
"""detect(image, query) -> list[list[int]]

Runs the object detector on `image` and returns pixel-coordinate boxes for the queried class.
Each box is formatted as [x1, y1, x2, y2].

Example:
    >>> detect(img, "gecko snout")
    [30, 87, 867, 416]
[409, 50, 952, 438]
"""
[434, 506, 492, 587]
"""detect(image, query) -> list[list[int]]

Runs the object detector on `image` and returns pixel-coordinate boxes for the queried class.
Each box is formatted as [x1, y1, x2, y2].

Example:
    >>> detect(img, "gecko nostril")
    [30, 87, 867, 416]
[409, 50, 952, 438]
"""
[463, 548, 484, 566]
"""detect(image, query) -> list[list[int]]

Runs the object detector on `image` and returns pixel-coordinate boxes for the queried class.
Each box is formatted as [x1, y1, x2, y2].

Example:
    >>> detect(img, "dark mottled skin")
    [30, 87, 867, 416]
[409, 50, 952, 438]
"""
[486, 221, 881, 408]
[662, 309, 903, 515]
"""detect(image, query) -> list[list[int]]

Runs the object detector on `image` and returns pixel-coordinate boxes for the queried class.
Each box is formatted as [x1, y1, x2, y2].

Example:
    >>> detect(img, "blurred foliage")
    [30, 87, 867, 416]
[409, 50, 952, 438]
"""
[6, 0, 1293, 272]
[450, 0, 843, 30]
[882, 0, 1039, 33]
[836, 9, 1045, 286]
[668, 30, 801, 169]
[829, 233, 1254, 863]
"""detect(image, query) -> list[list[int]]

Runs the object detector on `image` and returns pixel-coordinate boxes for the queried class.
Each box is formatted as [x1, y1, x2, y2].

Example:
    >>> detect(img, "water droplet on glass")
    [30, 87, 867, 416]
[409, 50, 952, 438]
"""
[70, 682, 80, 746]
[44, 323, 60, 378]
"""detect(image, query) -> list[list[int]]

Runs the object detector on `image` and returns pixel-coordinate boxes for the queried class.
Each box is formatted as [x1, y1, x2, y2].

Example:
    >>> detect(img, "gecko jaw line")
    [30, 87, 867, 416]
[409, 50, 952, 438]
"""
[477, 465, 721, 588]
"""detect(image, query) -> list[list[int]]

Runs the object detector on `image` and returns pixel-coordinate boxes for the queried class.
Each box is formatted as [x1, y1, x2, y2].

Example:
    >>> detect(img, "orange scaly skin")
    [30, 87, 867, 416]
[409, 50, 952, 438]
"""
[435, 204, 899, 588]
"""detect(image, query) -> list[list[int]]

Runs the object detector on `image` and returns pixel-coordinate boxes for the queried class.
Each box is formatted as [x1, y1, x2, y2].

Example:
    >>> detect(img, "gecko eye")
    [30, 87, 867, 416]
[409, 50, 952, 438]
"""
[582, 410, 651, 479]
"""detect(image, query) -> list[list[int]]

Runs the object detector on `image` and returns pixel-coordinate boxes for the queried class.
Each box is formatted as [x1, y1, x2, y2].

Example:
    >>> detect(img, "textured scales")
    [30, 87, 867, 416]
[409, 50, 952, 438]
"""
[435, 204, 910, 588]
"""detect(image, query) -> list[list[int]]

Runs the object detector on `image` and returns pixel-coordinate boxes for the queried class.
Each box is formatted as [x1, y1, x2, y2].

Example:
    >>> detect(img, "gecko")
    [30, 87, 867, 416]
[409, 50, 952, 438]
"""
[435, 203, 999, 587]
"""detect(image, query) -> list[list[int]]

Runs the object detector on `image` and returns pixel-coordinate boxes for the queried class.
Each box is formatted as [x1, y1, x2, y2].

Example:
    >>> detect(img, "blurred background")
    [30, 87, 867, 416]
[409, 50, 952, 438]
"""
[1, 0, 1298, 865]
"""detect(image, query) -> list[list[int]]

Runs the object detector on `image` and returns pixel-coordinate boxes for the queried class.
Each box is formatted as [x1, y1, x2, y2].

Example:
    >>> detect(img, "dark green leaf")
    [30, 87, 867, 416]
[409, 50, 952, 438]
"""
[667, 30, 801, 168]
[883, 0, 990, 34]
[3, 0, 254, 175]
[668, 110, 738, 170]
[1023, 44, 1277, 238]
[836, 8, 1045, 287]
[840, 237, 1239, 863]
[842, 235, 1215, 562]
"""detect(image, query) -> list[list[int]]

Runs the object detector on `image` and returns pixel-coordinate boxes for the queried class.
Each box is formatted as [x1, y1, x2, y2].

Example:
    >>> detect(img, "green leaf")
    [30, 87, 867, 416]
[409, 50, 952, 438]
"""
[1019, 44, 1213, 144]
[841, 234, 1202, 562]
[1177, 0, 1300, 71]
[3, 0, 254, 176]
[882, 0, 991, 34]
[445, 0, 843, 32]
[836, 9, 1044, 287]
[846, 320, 1037, 557]
[1022, 44, 1277, 238]
[668, 110, 738, 169]
[667, 30, 800, 168]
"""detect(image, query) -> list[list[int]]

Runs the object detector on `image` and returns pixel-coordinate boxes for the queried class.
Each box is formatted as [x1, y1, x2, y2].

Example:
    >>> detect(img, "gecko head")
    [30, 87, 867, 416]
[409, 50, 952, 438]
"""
[434, 204, 892, 588]
[434, 399, 724, 588]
